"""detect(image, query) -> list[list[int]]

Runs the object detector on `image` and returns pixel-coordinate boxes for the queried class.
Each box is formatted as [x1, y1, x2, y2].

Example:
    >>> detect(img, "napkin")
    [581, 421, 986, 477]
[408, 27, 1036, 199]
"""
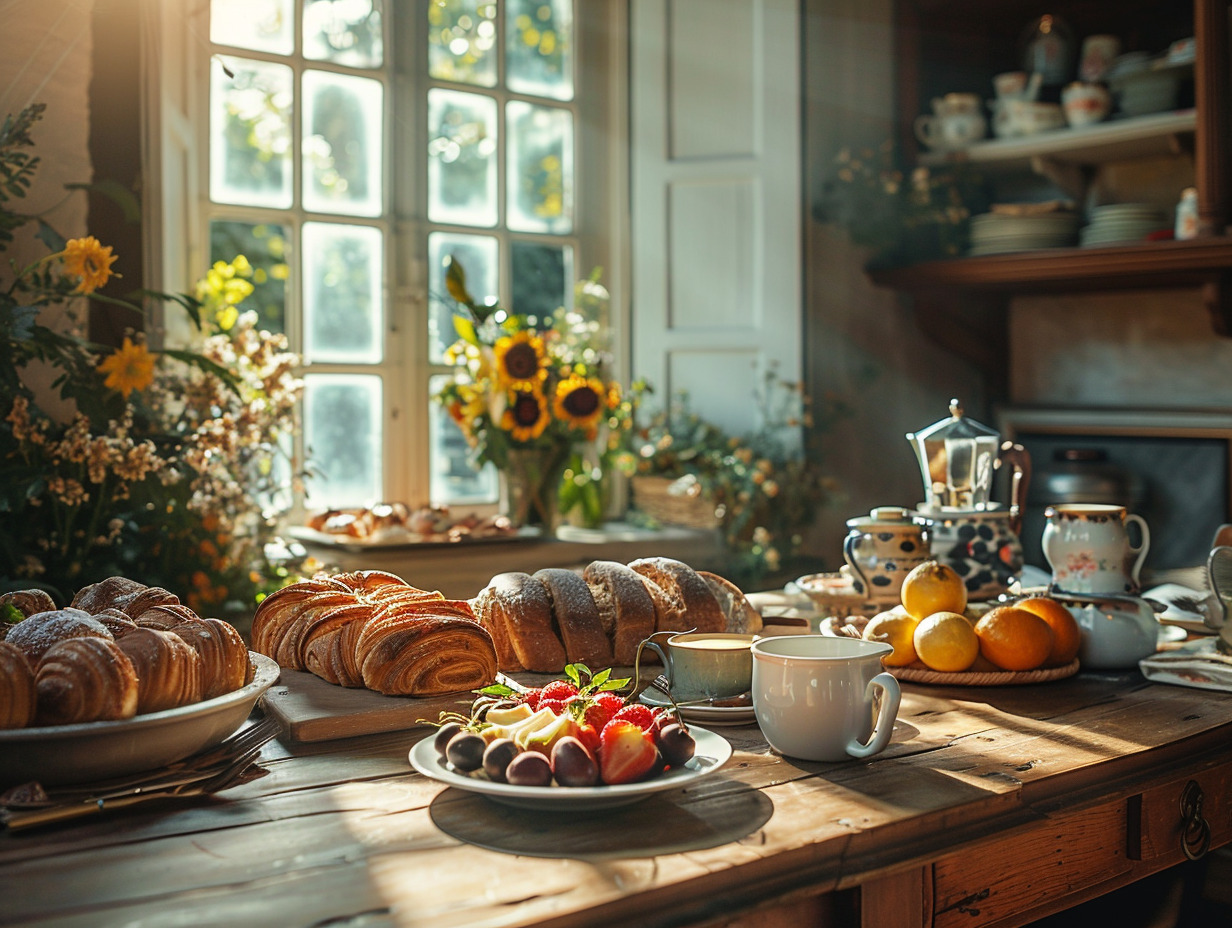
[1139, 637, 1232, 692]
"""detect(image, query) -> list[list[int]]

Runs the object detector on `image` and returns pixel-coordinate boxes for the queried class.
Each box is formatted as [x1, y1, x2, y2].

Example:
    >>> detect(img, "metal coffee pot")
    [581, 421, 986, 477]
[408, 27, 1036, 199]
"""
[907, 400, 1031, 601]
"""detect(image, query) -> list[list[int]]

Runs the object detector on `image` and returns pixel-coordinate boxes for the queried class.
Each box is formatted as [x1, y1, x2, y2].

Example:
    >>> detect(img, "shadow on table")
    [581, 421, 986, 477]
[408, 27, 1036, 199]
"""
[428, 774, 773, 859]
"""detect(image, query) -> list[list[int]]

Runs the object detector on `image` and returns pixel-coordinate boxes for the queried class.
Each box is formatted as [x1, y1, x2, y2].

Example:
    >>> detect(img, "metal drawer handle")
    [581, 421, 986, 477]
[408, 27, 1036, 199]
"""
[1180, 780, 1211, 861]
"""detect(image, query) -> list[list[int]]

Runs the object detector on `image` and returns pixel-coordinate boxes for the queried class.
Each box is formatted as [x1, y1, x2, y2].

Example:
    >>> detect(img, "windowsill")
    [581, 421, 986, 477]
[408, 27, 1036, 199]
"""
[288, 521, 726, 600]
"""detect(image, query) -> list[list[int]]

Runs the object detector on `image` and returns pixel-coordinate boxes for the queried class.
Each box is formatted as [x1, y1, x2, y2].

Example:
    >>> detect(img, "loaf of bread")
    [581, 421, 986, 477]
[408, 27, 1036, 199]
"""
[0, 641, 36, 729]
[116, 627, 204, 713]
[251, 570, 498, 697]
[35, 636, 139, 725]
[0, 579, 251, 728]
[472, 558, 761, 672]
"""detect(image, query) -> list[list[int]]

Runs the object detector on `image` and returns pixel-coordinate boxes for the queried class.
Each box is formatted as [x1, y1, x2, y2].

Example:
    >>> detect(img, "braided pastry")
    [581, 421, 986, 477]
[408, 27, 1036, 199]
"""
[116, 627, 204, 713]
[35, 636, 139, 725]
[0, 641, 36, 729]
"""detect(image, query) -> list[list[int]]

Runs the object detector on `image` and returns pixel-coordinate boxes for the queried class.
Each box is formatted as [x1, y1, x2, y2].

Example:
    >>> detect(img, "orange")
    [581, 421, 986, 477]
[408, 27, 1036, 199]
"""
[974, 606, 1055, 671]
[1016, 596, 1082, 666]
[863, 611, 920, 667]
[913, 611, 980, 672]
[900, 560, 968, 620]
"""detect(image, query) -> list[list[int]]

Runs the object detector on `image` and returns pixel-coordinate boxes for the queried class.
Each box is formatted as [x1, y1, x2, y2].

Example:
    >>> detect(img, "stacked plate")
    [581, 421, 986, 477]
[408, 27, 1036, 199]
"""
[1079, 204, 1168, 247]
[968, 210, 1082, 256]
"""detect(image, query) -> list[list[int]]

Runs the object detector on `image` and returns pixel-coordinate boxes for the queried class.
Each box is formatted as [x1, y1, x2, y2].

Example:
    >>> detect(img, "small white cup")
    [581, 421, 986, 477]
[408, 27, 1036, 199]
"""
[640, 632, 753, 702]
[752, 636, 901, 763]
[1062, 82, 1112, 127]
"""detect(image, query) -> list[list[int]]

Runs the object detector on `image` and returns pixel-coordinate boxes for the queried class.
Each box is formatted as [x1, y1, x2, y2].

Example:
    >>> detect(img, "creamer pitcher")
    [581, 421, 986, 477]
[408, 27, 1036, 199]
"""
[1042, 503, 1150, 595]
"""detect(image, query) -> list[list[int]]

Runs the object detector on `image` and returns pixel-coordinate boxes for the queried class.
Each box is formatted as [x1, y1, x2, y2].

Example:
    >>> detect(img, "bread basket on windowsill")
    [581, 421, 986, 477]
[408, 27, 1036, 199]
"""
[630, 475, 721, 531]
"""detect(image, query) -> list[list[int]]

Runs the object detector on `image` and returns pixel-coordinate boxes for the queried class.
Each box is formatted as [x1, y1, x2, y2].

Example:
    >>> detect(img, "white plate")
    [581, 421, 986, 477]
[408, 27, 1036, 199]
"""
[637, 687, 758, 727]
[408, 726, 732, 811]
[0, 652, 280, 788]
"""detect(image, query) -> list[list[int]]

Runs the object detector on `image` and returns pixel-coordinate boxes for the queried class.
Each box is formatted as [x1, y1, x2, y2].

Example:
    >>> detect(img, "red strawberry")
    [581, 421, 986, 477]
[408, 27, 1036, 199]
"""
[598, 720, 660, 785]
[540, 679, 579, 702]
[539, 697, 570, 716]
[576, 721, 601, 756]
[591, 692, 625, 726]
[523, 688, 543, 710]
[610, 703, 656, 732]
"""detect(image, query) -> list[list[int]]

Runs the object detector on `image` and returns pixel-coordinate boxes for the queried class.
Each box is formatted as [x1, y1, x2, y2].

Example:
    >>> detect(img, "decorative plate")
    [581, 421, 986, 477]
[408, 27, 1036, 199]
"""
[0, 652, 280, 788]
[408, 726, 732, 811]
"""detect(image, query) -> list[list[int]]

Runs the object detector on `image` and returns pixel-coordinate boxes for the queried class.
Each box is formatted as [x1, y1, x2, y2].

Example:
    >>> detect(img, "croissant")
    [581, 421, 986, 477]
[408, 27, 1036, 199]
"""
[166, 616, 250, 699]
[116, 627, 204, 713]
[6, 608, 113, 666]
[70, 576, 180, 617]
[356, 599, 497, 696]
[35, 636, 139, 725]
[0, 588, 57, 620]
[0, 641, 36, 729]
[93, 607, 138, 639]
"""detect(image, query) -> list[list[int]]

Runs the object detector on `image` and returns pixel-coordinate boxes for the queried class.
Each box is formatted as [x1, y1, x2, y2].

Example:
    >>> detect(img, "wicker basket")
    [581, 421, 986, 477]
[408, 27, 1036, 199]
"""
[630, 475, 721, 530]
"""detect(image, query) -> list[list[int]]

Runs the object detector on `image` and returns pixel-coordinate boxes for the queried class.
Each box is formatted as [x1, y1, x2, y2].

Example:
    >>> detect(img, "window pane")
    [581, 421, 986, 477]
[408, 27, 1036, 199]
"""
[507, 0, 574, 101]
[212, 0, 294, 55]
[511, 241, 571, 318]
[429, 374, 498, 505]
[304, 374, 383, 507]
[506, 101, 573, 234]
[304, 0, 383, 67]
[209, 220, 292, 334]
[427, 89, 499, 227]
[427, 0, 497, 87]
[303, 70, 384, 217]
[427, 232, 498, 362]
[302, 222, 384, 363]
[210, 57, 294, 209]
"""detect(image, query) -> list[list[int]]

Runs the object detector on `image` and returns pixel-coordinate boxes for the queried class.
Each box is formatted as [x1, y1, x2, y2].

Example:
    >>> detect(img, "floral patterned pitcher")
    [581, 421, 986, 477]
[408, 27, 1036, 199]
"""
[1042, 503, 1150, 595]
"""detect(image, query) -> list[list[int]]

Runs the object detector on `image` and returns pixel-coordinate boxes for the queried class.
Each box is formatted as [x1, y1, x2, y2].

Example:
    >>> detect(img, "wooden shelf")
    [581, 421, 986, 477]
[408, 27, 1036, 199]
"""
[918, 110, 1197, 173]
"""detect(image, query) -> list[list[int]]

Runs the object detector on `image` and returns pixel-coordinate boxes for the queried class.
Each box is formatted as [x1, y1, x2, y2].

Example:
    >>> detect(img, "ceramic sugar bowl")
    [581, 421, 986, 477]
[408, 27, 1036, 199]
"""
[842, 507, 931, 608]
[1055, 594, 1158, 670]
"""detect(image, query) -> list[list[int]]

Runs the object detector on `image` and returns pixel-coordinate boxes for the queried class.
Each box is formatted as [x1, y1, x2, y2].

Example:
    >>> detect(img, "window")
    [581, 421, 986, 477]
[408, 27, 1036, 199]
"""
[204, 0, 597, 513]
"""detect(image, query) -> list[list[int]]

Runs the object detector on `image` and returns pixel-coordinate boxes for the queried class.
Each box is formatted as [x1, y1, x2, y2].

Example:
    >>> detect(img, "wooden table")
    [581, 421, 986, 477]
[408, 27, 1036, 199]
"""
[4, 668, 1232, 928]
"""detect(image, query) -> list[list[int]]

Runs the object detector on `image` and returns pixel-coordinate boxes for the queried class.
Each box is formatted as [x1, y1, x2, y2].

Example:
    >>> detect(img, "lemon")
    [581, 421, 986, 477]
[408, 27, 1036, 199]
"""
[862, 611, 920, 667]
[913, 611, 980, 672]
[900, 560, 968, 620]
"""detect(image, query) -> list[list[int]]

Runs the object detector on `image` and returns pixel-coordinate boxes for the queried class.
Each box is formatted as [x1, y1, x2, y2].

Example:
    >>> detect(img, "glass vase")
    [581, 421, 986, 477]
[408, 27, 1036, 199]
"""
[500, 444, 573, 535]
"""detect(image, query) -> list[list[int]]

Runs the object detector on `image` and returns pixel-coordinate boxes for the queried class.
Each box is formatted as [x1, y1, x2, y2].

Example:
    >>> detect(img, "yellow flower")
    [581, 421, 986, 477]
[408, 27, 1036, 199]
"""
[501, 386, 550, 441]
[63, 236, 119, 294]
[493, 330, 547, 387]
[553, 374, 604, 438]
[97, 337, 156, 399]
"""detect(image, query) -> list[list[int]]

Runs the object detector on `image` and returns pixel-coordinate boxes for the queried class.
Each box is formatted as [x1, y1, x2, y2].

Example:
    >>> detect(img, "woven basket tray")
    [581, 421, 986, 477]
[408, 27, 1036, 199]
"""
[630, 475, 721, 530]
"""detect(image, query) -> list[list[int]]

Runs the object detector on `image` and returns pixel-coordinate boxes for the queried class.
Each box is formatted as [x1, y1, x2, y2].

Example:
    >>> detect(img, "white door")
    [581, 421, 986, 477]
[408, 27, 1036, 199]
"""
[630, 0, 803, 436]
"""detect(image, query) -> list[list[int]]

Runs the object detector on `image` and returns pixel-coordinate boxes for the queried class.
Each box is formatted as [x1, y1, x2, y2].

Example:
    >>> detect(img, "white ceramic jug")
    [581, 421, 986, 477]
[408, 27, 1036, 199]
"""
[1042, 503, 1150, 596]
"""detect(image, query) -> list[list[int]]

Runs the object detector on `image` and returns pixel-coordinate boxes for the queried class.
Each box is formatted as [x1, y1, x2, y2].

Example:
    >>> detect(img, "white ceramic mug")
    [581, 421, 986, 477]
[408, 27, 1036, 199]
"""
[639, 632, 753, 702]
[751, 636, 901, 763]
[1042, 503, 1150, 595]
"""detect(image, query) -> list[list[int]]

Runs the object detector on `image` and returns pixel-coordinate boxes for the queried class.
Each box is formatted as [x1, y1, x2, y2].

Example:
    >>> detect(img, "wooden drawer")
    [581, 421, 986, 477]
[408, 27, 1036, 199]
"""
[1128, 759, 1232, 865]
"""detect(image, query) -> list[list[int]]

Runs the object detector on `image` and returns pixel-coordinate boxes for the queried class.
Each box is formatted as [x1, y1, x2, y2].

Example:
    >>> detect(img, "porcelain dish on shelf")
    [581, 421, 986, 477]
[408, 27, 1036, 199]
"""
[408, 726, 732, 810]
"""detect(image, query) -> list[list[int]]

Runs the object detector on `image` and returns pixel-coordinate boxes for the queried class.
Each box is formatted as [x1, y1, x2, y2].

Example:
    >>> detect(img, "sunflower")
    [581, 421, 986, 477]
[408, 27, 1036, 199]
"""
[501, 385, 550, 441]
[97, 336, 156, 399]
[554, 373, 605, 438]
[493, 330, 547, 387]
[62, 236, 119, 294]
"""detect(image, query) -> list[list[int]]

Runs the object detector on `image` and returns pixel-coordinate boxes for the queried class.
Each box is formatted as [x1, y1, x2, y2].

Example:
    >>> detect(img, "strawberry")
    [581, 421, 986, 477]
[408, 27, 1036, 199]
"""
[598, 720, 660, 785]
[575, 720, 601, 756]
[540, 679, 579, 702]
[590, 692, 625, 727]
[538, 697, 570, 717]
[523, 688, 543, 710]
[610, 703, 656, 732]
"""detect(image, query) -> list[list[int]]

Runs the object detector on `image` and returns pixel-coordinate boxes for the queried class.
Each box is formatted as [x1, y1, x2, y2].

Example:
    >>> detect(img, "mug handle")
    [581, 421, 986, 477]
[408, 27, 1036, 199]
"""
[913, 114, 936, 147]
[846, 672, 901, 759]
[636, 632, 676, 690]
[842, 532, 871, 597]
[1126, 514, 1151, 587]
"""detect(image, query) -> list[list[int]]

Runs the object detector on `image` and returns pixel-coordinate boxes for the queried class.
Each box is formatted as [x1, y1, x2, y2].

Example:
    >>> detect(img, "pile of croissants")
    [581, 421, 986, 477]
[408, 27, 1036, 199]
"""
[0, 578, 251, 730]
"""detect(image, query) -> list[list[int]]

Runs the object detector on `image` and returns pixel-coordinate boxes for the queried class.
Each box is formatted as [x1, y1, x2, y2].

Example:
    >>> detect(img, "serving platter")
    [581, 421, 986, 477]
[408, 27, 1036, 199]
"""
[0, 652, 279, 788]
[409, 726, 732, 811]
[888, 658, 1079, 686]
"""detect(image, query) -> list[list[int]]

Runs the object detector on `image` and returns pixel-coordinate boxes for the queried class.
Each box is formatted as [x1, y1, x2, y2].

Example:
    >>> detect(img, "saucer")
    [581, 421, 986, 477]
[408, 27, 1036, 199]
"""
[638, 688, 758, 727]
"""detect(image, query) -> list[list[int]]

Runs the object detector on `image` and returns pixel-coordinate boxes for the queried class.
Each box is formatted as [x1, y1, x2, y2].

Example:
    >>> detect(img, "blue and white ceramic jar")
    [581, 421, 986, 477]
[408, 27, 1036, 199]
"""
[916, 506, 1024, 602]
[842, 507, 931, 608]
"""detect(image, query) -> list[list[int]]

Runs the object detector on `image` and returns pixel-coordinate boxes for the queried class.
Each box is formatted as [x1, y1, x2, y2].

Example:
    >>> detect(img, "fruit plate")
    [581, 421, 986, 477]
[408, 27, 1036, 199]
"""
[408, 726, 732, 811]
[0, 652, 280, 788]
[888, 658, 1080, 686]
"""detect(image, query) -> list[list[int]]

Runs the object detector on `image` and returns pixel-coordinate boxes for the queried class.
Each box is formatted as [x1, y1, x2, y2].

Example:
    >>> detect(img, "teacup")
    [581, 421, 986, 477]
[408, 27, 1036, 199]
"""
[751, 636, 901, 762]
[639, 631, 753, 702]
[1062, 82, 1112, 127]
[1042, 503, 1150, 596]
